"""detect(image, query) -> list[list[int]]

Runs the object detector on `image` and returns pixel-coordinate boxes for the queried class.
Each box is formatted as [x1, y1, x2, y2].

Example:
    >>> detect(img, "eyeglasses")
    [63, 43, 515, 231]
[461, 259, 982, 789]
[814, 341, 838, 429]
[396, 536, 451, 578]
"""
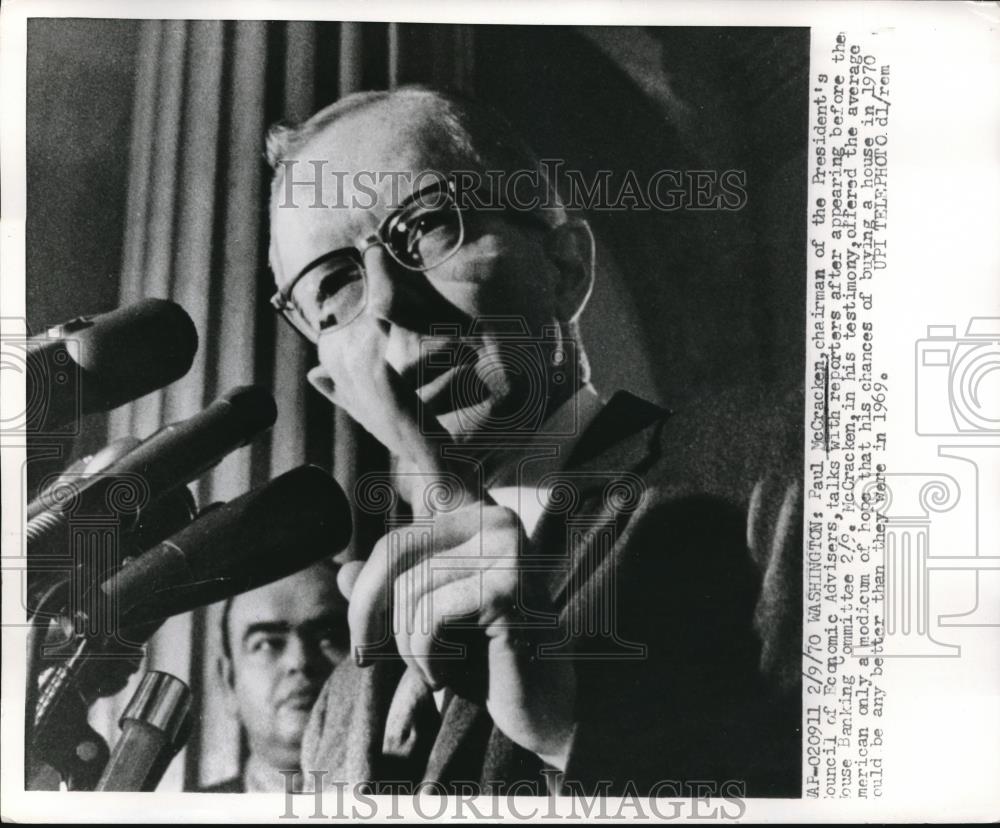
[270, 178, 548, 344]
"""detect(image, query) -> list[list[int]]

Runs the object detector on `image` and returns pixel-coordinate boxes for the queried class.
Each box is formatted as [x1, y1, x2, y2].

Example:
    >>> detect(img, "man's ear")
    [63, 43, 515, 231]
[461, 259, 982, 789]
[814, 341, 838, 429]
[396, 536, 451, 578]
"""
[543, 218, 596, 323]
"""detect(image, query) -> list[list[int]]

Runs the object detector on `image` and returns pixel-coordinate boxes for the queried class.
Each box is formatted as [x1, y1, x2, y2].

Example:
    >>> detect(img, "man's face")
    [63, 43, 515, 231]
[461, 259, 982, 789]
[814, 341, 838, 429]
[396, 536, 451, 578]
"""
[221, 566, 348, 770]
[270, 98, 582, 451]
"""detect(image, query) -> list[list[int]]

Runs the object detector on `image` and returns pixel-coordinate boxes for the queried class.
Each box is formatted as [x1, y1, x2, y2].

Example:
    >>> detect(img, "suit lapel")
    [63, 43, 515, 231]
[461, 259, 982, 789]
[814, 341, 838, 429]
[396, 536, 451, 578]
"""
[421, 694, 493, 785]
[535, 390, 669, 604]
[421, 392, 670, 785]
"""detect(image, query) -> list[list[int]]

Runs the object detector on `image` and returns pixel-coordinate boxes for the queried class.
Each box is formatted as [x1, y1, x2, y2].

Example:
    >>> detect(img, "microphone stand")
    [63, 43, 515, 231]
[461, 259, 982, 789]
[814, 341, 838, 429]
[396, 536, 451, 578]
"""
[26, 595, 161, 791]
[25, 580, 107, 790]
[25, 486, 202, 789]
[95, 671, 192, 792]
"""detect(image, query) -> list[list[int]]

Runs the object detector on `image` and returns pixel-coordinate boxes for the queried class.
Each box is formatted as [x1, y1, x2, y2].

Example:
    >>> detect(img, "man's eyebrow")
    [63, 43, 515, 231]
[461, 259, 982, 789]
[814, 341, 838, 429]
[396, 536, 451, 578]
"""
[240, 614, 346, 643]
[241, 622, 291, 642]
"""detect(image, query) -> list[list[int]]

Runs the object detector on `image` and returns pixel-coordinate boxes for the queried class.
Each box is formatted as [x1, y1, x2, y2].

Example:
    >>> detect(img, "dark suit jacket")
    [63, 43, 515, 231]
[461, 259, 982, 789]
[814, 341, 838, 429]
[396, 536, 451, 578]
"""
[301, 388, 802, 797]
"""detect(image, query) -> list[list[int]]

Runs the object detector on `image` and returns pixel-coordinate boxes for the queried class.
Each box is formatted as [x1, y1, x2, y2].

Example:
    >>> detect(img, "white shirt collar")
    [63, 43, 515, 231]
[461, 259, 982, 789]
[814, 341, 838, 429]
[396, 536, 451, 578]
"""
[487, 384, 604, 537]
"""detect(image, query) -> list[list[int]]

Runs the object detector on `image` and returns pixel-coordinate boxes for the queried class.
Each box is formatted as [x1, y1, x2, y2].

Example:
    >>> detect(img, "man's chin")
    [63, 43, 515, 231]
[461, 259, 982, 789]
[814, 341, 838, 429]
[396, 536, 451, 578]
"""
[433, 409, 479, 444]
[434, 395, 557, 442]
[274, 706, 311, 739]
[432, 398, 507, 442]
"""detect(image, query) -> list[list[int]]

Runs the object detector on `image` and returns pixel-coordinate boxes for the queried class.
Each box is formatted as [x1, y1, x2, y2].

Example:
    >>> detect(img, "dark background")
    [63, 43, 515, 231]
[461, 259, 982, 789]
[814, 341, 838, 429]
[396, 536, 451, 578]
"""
[27, 21, 808, 412]
[24, 19, 809, 791]
[26, 20, 135, 334]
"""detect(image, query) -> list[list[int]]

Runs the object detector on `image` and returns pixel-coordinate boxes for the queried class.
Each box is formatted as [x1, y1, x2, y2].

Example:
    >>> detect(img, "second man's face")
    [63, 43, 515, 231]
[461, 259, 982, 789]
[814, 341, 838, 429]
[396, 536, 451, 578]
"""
[223, 567, 348, 770]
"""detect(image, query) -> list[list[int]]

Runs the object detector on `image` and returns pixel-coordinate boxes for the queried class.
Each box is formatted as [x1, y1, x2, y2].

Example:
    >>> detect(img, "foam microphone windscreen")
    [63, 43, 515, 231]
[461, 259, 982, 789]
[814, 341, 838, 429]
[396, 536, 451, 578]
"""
[101, 465, 353, 627]
[26, 298, 199, 433]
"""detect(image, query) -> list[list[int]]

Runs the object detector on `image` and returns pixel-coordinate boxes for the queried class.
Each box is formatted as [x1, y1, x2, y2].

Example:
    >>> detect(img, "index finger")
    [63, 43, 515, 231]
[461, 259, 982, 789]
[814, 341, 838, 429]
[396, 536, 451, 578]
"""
[348, 499, 498, 666]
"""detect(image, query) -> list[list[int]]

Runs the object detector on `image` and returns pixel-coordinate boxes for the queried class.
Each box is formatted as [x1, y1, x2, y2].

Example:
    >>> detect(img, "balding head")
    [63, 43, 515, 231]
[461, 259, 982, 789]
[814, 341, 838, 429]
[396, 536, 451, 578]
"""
[266, 86, 595, 452]
[266, 86, 566, 225]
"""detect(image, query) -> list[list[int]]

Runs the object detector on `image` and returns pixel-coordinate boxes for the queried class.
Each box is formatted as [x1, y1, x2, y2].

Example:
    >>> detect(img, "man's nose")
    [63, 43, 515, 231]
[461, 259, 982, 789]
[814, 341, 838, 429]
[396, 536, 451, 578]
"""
[359, 243, 466, 337]
[282, 633, 331, 678]
[280, 633, 308, 673]
[361, 244, 404, 326]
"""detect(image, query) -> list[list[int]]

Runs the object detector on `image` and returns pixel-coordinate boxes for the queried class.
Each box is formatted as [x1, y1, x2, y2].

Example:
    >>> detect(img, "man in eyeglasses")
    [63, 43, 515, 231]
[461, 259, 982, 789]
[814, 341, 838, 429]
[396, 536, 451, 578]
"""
[267, 87, 801, 797]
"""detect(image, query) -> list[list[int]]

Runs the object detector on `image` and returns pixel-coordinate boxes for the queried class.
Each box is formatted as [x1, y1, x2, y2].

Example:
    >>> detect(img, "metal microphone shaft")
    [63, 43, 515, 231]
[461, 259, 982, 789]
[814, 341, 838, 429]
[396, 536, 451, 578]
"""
[95, 672, 191, 792]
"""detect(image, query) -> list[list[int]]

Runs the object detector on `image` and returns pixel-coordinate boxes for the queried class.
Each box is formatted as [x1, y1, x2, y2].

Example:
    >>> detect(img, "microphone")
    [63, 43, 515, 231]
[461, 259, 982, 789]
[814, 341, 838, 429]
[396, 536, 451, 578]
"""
[29, 465, 352, 786]
[101, 464, 352, 627]
[27, 436, 142, 521]
[26, 299, 199, 434]
[26, 485, 198, 622]
[26, 385, 278, 571]
[95, 385, 278, 497]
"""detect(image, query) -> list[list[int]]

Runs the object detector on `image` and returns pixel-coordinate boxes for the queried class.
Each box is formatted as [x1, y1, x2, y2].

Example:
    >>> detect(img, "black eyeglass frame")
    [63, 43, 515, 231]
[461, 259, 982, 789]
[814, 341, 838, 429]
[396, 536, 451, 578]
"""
[269, 177, 553, 344]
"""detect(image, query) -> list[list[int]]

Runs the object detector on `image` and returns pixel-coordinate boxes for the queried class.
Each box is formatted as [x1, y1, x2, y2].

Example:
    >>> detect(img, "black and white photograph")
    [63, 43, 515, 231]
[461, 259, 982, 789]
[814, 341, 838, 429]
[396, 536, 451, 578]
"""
[2, 1, 998, 823]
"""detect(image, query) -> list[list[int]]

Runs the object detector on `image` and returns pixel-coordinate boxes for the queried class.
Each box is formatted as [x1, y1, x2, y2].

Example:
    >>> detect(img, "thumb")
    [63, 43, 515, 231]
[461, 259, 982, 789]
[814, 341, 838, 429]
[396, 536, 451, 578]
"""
[337, 560, 365, 601]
